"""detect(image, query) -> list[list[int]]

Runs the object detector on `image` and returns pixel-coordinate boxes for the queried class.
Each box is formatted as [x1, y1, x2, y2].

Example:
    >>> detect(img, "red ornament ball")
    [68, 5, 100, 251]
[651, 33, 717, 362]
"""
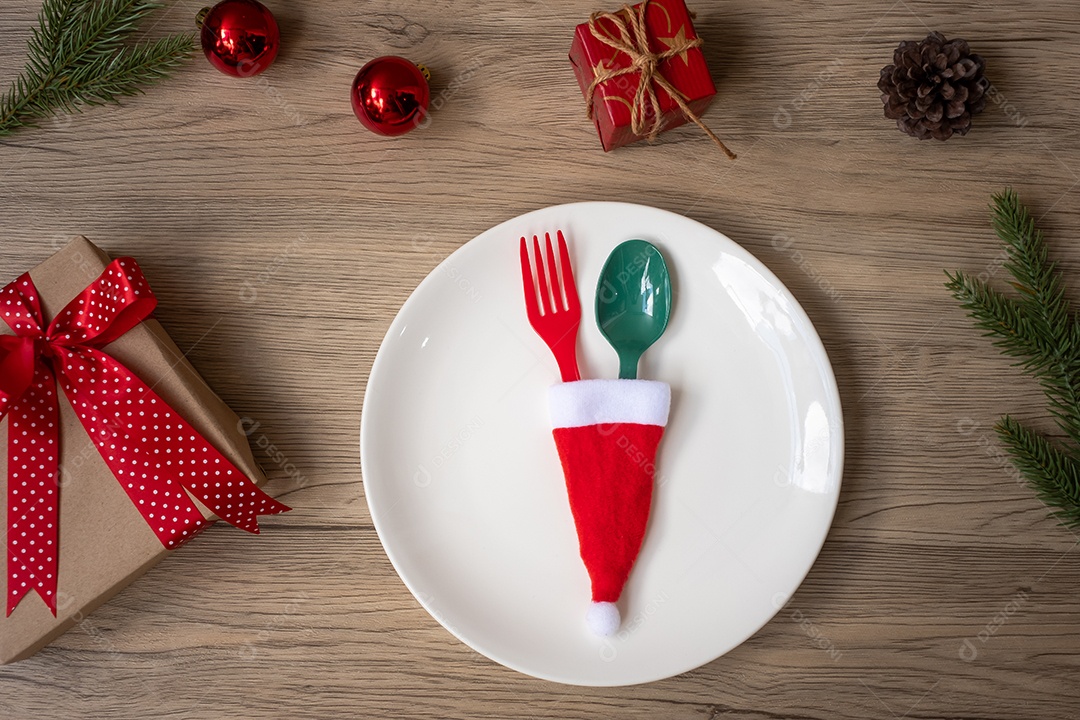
[199, 0, 279, 77]
[350, 56, 431, 136]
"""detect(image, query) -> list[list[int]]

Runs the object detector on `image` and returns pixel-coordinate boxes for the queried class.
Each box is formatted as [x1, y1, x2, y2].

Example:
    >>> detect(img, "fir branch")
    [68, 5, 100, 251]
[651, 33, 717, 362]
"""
[996, 416, 1080, 528]
[0, 0, 195, 136]
[947, 189, 1080, 529]
[945, 269, 1052, 364]
[945, 265, 1080, 446]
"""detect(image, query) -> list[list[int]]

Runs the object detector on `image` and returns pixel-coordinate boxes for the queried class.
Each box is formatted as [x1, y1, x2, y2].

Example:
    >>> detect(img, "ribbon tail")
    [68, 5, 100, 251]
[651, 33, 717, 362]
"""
[82, 419, 213, 549]
[6, 361, 60, 616]
[52, 346, 215, 548]
[186, 480, 291, 535]
[54, 346, 289, 546]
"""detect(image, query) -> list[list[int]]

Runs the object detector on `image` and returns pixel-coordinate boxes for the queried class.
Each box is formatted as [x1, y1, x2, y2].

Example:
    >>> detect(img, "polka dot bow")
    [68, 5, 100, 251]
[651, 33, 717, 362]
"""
[0, 258, 290, 616]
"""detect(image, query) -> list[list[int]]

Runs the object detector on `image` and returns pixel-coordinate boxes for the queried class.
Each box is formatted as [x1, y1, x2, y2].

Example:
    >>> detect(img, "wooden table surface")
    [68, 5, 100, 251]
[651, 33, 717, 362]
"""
[2, 0, 1079, 717]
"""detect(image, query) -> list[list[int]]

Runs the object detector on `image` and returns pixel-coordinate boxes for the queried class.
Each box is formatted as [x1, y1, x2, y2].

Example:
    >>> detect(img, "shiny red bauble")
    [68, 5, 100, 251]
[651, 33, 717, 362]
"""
[350, 56, 431, 136]
[199, 0, 279, 77]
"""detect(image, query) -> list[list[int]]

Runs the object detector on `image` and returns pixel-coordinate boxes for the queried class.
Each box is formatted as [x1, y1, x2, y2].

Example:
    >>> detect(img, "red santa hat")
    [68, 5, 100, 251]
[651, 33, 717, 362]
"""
[548, 379, 670, 636]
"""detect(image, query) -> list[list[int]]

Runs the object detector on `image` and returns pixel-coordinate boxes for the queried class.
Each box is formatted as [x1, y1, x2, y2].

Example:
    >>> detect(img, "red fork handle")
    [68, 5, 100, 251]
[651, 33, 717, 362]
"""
[552, 334, 580, 382]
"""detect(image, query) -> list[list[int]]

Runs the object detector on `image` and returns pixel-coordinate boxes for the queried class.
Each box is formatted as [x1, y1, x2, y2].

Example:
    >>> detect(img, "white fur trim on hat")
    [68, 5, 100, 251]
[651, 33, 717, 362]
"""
[548, 379, 670, 429]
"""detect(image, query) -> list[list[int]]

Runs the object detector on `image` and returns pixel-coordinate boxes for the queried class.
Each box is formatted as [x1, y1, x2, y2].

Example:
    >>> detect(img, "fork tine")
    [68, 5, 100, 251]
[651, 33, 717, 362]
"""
[532, 235, 552, 315]
[519, 236, 540, 322]
[556, 230, 579, 314]
[544, 232, 563, 312]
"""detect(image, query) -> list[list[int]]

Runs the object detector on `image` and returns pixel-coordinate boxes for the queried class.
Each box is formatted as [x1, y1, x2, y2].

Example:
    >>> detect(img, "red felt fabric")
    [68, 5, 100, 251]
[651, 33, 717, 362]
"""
[552, 422, 665, 603]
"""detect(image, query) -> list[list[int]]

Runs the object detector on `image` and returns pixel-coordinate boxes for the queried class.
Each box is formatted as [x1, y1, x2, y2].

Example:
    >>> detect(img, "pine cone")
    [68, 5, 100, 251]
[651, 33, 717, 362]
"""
[878, 32, 987, 141]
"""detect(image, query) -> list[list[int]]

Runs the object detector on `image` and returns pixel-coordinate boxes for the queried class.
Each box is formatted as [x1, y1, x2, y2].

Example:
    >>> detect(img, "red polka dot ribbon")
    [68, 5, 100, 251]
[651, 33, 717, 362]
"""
[0, 258, 290, 616]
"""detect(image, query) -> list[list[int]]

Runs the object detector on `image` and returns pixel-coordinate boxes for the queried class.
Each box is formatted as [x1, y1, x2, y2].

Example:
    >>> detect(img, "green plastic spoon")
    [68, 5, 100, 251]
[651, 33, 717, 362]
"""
[595, 239, 673, 379]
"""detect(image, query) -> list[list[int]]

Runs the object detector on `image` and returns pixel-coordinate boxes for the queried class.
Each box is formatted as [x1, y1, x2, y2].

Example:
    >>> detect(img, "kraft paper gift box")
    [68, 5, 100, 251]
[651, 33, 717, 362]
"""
[0, 236, 285, 664]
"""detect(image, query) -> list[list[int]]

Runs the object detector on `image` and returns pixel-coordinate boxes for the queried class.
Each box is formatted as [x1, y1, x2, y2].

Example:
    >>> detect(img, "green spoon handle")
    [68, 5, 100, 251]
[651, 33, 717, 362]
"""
[618, 351, 639, 380]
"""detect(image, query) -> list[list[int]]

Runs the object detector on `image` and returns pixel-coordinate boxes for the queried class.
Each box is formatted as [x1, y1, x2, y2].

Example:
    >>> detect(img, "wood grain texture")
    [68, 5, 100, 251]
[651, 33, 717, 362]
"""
[1, 0, 1080, 717]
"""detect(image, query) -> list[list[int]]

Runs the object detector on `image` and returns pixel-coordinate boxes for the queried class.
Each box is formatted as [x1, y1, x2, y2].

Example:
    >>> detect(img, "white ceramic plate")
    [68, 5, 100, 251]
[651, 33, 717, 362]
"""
[360, 202, 843, 686]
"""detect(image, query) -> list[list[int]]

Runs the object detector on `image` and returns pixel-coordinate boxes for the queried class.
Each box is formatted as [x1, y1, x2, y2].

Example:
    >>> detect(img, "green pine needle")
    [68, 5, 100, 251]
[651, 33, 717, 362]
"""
[0, 0, 195, 136]
[946, 189, 1080, 528]
[996, 416, 1080, 528]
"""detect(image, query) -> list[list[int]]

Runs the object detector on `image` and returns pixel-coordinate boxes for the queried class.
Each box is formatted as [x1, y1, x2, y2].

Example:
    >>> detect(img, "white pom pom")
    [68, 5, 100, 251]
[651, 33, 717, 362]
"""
[586, 601, 621, 636]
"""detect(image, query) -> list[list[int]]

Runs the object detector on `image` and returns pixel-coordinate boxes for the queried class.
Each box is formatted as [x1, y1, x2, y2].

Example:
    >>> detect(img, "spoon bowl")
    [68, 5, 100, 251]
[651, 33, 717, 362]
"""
[595, 239, 673, 379]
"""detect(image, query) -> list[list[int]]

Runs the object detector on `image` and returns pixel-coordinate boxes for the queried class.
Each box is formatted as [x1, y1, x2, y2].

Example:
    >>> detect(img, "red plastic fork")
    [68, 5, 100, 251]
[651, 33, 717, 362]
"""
[519, 230, 581, 382]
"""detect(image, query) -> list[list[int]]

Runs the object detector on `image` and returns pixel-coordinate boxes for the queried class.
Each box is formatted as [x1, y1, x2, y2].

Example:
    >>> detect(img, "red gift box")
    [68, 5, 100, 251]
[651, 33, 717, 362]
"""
[569, 0, 732, 156]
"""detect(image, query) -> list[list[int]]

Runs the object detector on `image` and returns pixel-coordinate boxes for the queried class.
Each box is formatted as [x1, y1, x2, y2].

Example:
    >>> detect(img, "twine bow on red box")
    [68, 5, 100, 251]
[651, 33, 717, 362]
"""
[0, 258, 289, 616]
